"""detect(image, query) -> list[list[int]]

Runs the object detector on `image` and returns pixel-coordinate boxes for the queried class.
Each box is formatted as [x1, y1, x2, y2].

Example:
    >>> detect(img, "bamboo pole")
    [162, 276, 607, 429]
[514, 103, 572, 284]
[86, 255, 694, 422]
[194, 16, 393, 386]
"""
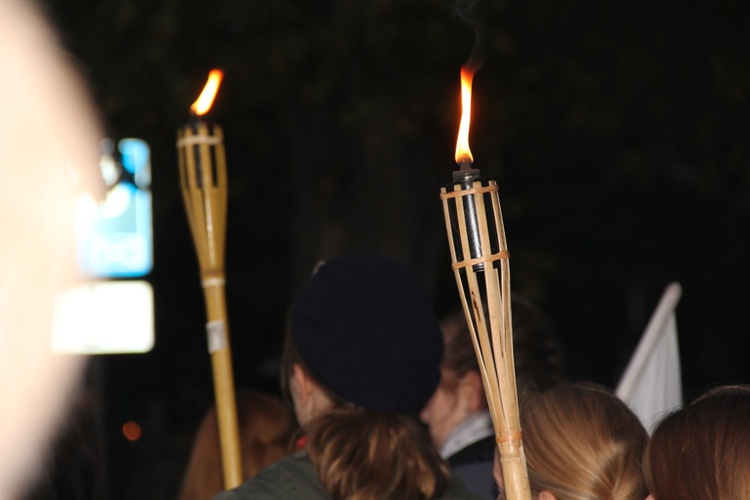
[440, 171, 531, 500]
[177, 121, 243, 489]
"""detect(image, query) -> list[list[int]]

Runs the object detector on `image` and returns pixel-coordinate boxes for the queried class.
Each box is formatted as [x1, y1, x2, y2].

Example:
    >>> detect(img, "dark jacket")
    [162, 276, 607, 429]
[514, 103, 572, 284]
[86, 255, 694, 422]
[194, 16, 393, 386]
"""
[446, 435, 497, 500]
[213, 452, 483, 500]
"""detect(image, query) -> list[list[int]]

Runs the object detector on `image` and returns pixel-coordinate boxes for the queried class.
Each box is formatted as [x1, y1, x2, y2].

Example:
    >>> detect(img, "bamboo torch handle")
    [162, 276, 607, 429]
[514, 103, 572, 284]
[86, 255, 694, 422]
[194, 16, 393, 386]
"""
[177, 118, 243, 490]
[441, 177, 531, 500]
[497, 437, 530, 500]
[202, 278, 243, 488]
[447, 64, 530, 499]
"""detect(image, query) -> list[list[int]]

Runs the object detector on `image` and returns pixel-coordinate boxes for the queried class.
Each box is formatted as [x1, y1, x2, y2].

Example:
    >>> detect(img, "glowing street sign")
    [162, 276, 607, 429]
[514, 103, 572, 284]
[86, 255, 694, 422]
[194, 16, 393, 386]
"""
[52, 280, 154, 354]
[76, 138, 153, 278]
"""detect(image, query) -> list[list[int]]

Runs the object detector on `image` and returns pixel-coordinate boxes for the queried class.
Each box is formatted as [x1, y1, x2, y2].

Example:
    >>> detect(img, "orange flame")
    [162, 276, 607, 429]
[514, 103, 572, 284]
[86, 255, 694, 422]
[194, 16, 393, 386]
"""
[455, 66, 474, 165]
[190, 69, 224, 116]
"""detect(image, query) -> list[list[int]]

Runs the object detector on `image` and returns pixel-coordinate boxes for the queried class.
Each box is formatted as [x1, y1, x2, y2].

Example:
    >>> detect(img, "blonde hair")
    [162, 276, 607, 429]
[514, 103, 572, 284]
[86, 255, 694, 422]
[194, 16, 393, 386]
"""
[178, 389, 297, 500]
[520, 382, 648, 500]
[643, 384, 750, 500]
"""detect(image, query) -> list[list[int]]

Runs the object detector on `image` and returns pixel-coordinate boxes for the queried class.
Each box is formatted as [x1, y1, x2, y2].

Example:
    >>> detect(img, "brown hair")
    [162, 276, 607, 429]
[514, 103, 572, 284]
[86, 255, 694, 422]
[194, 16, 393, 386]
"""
[643, 384, 750, 500]
[306, 407, 450, 500]
[519, 382, 648, 500]
[281, 332, 450, 500]
[178, 389, 297, 500]
[440, 294, 564, 394]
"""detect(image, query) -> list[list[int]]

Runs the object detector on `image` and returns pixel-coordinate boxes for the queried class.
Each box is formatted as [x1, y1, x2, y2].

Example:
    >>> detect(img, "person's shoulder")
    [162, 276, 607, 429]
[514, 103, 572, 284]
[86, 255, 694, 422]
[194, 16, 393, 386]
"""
[212, 453, 330, 500]
[447, 435, 496, 468]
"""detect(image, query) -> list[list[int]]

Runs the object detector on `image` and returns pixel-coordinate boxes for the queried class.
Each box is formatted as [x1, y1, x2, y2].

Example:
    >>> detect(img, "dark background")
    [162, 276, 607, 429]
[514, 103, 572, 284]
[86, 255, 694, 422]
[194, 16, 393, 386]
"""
[37, 0, 750, 498]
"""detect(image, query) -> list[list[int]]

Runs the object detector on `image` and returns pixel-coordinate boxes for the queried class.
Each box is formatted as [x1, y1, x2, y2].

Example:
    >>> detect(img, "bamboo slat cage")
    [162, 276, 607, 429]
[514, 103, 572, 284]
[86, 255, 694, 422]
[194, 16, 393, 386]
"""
[440, 167, 531, 500]
[177, 121, 243, 489]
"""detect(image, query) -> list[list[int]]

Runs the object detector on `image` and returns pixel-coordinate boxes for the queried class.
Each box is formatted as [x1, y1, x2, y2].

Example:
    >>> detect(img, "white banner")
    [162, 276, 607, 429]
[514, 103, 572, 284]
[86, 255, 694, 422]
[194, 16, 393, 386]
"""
[616, 282, 683, 432]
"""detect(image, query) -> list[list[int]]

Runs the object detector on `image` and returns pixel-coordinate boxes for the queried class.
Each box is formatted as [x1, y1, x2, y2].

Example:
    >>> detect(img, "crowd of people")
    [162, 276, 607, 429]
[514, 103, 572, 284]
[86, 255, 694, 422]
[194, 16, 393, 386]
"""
[177, 252, 748, 500]
[4, 1, 749, 499]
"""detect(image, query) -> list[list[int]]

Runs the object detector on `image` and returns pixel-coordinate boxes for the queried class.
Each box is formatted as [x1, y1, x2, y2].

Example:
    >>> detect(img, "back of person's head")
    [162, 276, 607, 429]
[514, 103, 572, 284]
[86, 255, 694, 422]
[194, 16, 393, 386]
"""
[643, 384, 750, 500]
[439, 294, 564, 393]
[518, 381, 648, 500]
[284, 253, 449, 499]
[510, 295, 565, 394]
[178, 389, 297, 500]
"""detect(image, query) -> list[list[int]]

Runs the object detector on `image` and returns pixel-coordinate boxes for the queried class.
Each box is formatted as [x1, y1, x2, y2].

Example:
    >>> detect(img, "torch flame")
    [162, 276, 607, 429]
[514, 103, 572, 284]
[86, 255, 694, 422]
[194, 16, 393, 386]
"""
[190, 69, 224, 116]
[455, 66, 474, 165]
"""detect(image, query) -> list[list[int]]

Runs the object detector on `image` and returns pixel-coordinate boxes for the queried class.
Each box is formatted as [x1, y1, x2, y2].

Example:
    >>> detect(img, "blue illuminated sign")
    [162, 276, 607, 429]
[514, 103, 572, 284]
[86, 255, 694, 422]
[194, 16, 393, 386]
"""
[76, 138, 153, 278]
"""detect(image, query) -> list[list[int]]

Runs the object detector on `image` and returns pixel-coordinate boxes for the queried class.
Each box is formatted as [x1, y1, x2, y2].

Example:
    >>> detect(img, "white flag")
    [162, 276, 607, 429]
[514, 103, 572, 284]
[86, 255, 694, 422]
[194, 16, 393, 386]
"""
[615, 282, 683, 433]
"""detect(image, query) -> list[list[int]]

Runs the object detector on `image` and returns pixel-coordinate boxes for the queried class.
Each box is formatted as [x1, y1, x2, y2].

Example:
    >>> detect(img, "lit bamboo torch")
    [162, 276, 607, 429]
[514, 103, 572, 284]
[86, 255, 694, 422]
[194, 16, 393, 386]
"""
[176, 69, 243, 489]
[439, 67, 531, 500]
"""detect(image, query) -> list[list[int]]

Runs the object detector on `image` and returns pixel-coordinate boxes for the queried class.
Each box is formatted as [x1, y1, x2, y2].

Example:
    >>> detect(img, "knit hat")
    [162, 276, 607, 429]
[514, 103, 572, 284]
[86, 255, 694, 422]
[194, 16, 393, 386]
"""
[289, 253, 443, 414]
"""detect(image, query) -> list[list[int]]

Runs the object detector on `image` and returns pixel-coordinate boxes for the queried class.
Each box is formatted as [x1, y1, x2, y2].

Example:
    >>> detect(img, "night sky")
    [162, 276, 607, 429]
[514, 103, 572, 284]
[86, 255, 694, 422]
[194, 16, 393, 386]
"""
[34, 0, 750, 498]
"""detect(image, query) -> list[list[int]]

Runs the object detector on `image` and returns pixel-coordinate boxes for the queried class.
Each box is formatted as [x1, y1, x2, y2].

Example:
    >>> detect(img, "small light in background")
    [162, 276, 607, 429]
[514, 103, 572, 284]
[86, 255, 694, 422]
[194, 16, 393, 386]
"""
[122, 420, 142, 442]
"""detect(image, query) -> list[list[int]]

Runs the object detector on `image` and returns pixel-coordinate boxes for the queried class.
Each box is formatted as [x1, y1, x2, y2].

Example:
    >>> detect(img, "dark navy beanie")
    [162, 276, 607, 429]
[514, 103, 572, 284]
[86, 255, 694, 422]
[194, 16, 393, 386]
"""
[289, 253, 444, 414]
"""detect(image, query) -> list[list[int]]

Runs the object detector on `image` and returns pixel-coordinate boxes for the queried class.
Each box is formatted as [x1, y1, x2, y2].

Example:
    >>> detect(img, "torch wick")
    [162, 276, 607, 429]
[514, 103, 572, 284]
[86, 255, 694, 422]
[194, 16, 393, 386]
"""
[453, 162, 481, 183]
